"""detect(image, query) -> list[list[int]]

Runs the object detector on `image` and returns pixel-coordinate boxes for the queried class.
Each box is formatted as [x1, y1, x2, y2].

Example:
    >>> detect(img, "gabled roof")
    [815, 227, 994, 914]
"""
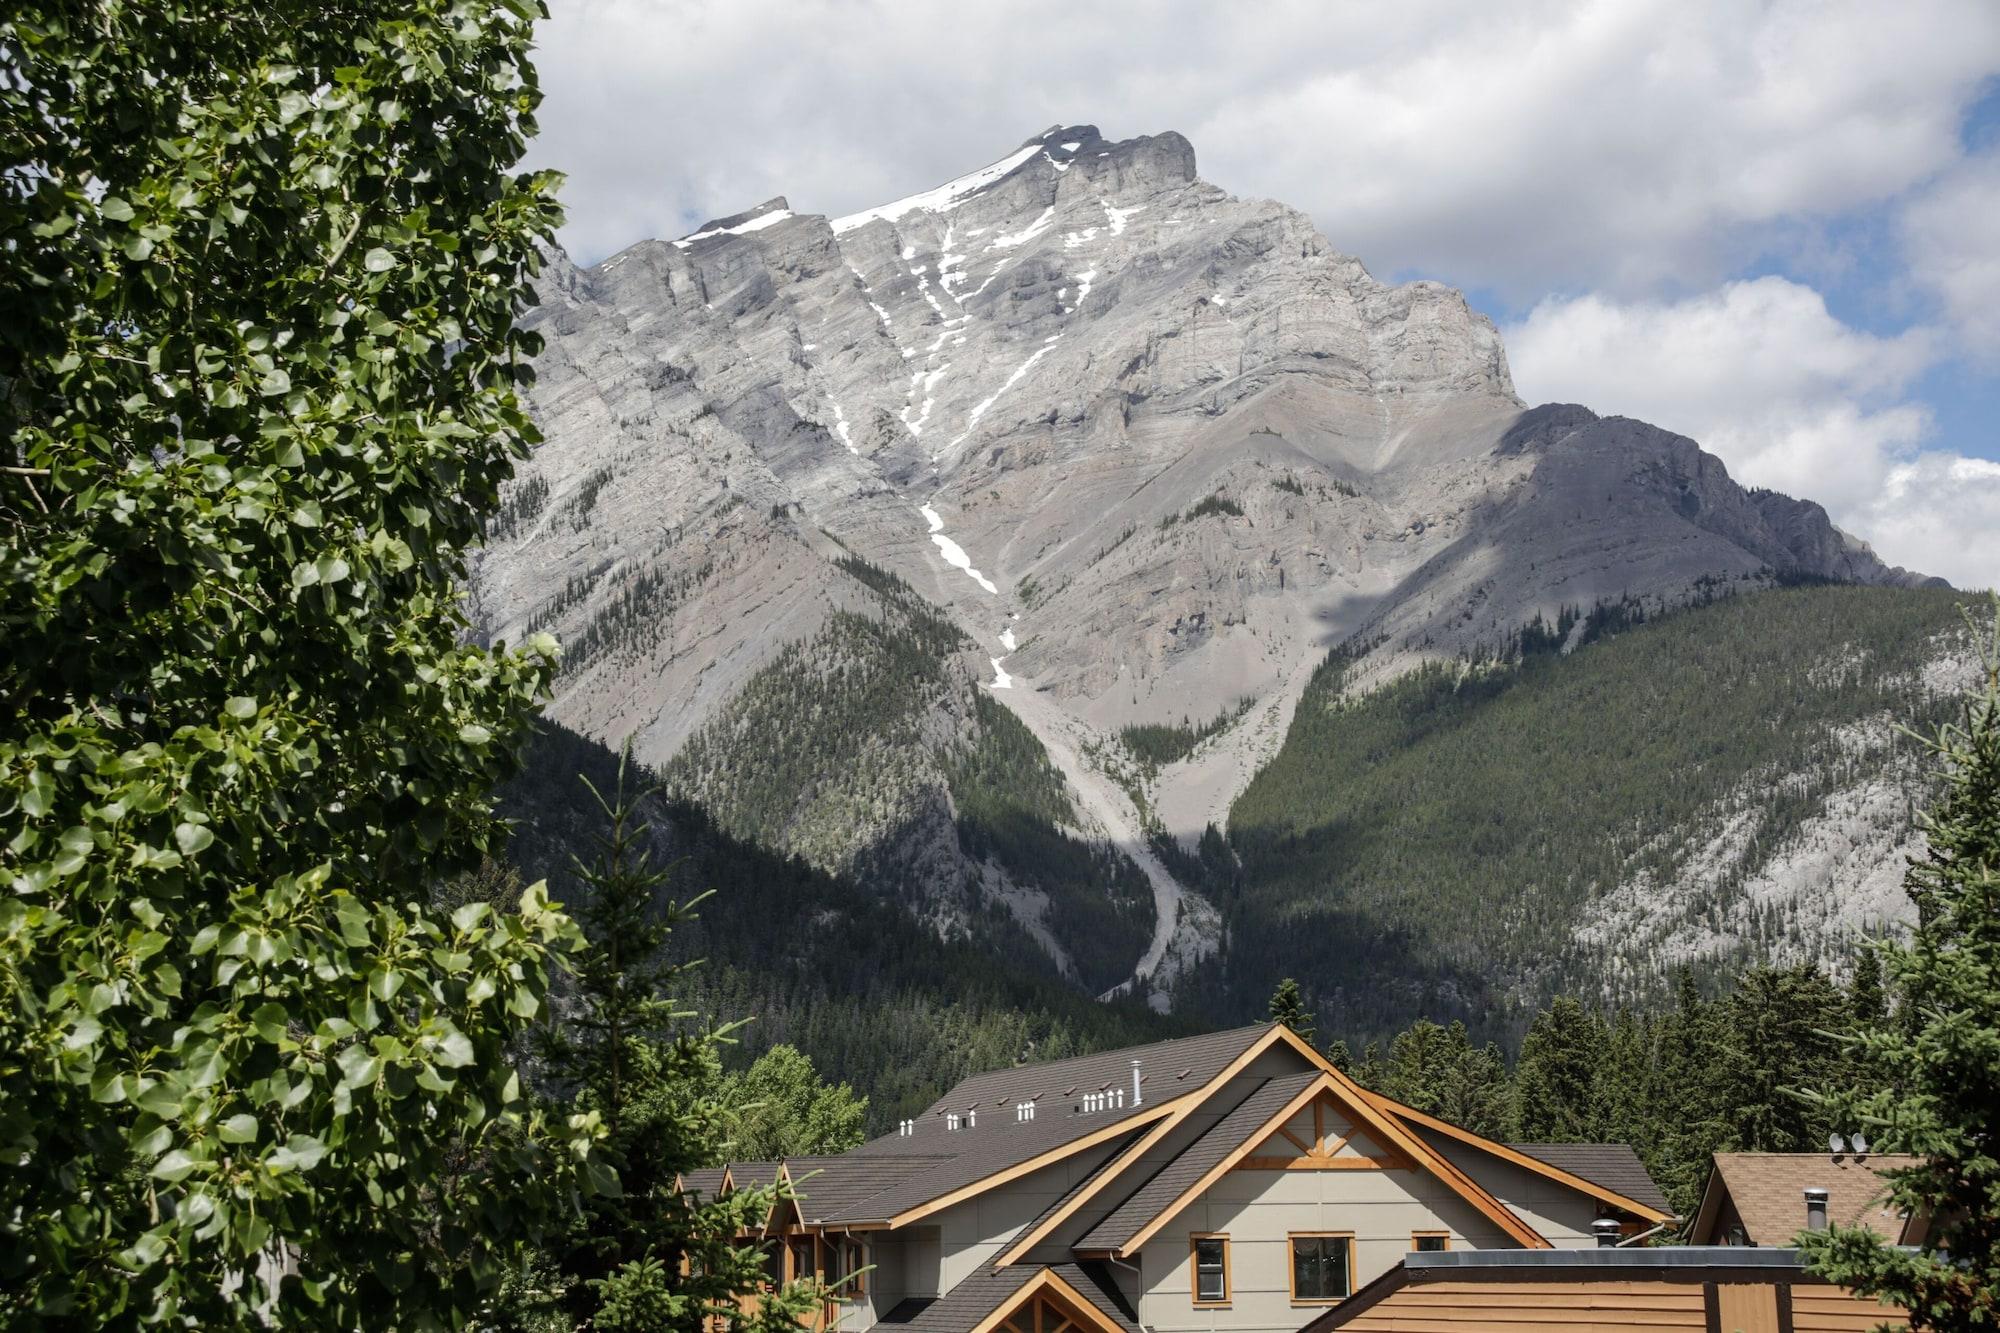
[1689, 1152, 1920, 1245]
[1509, 1143, 1672, 1215]
[1365, 1090, 1675, 1224]
[677, 1166, 729, 1200]
[876, 1263, 1139, 1333]
[1074, 1072, 1321, 1252]
[918, 1023, 1273, 1121]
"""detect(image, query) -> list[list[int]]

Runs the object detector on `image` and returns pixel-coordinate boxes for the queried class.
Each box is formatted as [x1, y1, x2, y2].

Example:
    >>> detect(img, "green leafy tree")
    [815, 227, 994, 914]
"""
[1801, 607, 2000, 1329]
[0, 1, 598, 1326]
[721, 1044, 868, 1161]
[1267, 976, 1315, 1045]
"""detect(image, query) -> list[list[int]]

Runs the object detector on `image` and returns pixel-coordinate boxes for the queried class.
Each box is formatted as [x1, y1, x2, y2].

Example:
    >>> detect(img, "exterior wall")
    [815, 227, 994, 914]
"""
[1136, 1165, 1517, 1333]
[827, 1230, 906, 1333]
[1023, 1045, 1322, 1263]
[1326, 1278, 1906, 1332]
[933, 1140, 1127, 1294]
[1421, 1135, 1604, 1244]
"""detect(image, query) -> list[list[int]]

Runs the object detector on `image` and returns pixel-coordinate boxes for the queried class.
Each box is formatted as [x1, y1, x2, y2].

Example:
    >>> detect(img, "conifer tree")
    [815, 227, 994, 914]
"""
[1267, 976, 1316, 1045]
[1513, 998, 1603, 1141]
[1801, 606, 2000, 1330]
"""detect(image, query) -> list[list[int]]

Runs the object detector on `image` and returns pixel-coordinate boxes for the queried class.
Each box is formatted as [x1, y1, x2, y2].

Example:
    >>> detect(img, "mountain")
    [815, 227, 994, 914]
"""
[472, 122, 1951, 1025]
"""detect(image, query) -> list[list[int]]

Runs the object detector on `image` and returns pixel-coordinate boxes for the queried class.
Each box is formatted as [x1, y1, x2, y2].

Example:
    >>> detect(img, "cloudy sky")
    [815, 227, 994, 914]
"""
[528, 0, 2000, 589]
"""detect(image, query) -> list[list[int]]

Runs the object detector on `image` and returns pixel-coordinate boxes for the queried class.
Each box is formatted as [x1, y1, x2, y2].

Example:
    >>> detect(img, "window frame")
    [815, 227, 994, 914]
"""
[1287, 1231, 1356, 1306]
[1189, 1232, 1232, 1307]
[832, 1235, 869, 1299]
[1411, 1230, 1451, 1253]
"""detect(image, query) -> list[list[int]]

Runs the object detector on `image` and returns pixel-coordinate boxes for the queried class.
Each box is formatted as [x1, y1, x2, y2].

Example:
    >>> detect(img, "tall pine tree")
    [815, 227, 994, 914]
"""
[1801, 605, 2000, 1330]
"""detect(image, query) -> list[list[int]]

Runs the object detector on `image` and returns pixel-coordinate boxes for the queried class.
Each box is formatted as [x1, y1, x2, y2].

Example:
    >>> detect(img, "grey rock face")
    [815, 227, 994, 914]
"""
[473, 124, 1935, 1004]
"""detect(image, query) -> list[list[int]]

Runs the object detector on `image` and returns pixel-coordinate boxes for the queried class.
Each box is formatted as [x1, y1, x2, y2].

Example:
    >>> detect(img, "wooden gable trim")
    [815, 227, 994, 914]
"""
[1238, 1089, 1412, 1171]
[968, 1268, 1132, 1333]
[1687, 1158, 1730, 1242]
[1117, 1073, 1348, 1256]
[1366, 1091, 1676, 1225]
[995, 1023, 1316, 1263]
[888, 1096, 1189, 1230]
[1226, 1029, 1551, 1252]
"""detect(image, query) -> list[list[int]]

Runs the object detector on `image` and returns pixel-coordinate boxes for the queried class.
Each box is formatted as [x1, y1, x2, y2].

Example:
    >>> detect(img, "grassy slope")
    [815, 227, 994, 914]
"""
[1222, 584, 1975, 1043]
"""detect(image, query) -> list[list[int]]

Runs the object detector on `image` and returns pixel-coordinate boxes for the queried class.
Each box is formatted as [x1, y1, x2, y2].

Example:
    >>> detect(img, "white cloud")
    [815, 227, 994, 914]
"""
[1506, 277, 1996, 589]
[1902, 145, 2000, 362]
[531, 0, 2000, 296]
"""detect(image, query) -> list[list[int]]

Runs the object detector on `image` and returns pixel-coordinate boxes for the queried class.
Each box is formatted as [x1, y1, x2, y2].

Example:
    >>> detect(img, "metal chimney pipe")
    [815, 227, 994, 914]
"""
[1592, 1219, 1623, 1248]
[1132, 1059, 1143, 1107]
[1804, 1188, 1830, 1232]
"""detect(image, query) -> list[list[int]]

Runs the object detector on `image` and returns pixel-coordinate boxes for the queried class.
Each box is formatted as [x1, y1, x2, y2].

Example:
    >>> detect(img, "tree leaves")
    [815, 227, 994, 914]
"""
[0, 0, 597, 1326]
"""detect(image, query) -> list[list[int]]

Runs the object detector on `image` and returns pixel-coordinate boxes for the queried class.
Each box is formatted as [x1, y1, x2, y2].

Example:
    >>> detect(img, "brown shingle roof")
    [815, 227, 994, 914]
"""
[1075, 1072, 1321, 1251]
[1509, 1143, 1672, 1215]
[1699, 1152, 1919, 1245]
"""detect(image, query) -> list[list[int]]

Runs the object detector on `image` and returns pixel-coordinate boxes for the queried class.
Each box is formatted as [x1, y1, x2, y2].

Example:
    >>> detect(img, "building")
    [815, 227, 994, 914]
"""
[681, 1022, 1675, 1333]
[1295, 1247, 1906, 1333]
[1686, 1151, 1924, 1248]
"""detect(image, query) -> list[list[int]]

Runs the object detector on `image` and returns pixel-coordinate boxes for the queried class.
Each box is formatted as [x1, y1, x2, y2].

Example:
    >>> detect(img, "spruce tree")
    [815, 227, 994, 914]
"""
[1267, 976, 1316, 1045]
[1800, 607, 2000, 1330]
[1513, 997, 1603, 1141]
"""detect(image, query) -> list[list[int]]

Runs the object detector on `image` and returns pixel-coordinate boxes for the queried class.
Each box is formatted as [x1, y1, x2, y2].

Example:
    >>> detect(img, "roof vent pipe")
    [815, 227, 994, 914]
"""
[1592, 1219, 1623, 1248]
[1132, 1059, 1143, 1107]
[1805, 1187, 1830, 1232]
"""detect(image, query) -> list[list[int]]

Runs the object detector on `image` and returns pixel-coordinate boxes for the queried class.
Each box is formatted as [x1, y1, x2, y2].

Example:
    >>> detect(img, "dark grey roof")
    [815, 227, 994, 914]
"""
[727, 1160, 783, 1191]
[679, 1167, 728, 1199]
[920, 1023, 1274, 1121]
[1076, 1072, 1319, 1251]
[875, 1263, 1139, 1333]
[786, 1153, 955, 1224]
[1509, 1142, 1671, 1214]
[716, 1026, 1284, 1228]
[876, 1263, 1038, 1331]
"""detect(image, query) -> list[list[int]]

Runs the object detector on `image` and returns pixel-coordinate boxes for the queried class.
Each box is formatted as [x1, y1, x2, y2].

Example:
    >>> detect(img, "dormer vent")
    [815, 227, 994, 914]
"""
[946, 1113, 962, 1132]
[1133, 1059, 1143, 1106]
[1017, 1100, 1037, 1122]
[898, 1118, 914, 1137]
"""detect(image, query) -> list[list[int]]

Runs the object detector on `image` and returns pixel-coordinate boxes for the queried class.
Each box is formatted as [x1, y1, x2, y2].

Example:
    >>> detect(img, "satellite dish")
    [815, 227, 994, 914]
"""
[1828, 1133, 1847, 1154]
[1851, 1132, 1870, 1155]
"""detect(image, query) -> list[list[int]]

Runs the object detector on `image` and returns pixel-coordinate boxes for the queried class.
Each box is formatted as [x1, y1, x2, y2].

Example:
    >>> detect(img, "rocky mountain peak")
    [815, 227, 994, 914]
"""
[476, 124, 1936, 1008]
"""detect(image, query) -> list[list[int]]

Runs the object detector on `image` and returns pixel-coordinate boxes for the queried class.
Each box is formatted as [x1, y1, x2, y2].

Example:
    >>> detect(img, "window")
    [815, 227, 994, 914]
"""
[1412, 1231, 1450, 1252]
[1289, 1233, 1354, 1304]
[1190, 1234, 1230, 1306]
[829, 1237, 869, 1297]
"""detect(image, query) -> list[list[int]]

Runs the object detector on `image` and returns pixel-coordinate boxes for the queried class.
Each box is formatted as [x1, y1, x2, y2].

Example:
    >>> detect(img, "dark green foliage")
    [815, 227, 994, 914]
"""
[1159, 491, 1244, 529]
[1119, 700, 1250, 768]
[669, 558, 1151, 995]
[0, 2, 594, 1325]
[1513, 999, 1603, 1141]
[948, 694, 1156, 994]
[501, 721, 1181, 1130]
[719, 1044, 868, 1160]
[1226, 585, 1970, 1039]
[490, 473, 553, 543]
[517, 762, 826, 1332]
[558, 464, 615, 531]
[1801, 607, 2000, 1328]
[562, 562, 710, 674]
[1380, 1020, 1511, 1140]
[1268, 977, 1315, 1044]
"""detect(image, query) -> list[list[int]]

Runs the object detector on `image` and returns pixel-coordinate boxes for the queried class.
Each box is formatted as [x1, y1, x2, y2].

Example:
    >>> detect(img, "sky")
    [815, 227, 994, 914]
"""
[527, 0, 2000, 589]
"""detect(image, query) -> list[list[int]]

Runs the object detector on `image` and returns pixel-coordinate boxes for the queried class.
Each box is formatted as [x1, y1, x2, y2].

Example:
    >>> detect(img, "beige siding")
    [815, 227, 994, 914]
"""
[1791, 1287, 1907, 1332]
[1137, 1165, 1519, 1333]
[1422, 1136, 1603, 1244]
[935, 1142, 1126, 1294]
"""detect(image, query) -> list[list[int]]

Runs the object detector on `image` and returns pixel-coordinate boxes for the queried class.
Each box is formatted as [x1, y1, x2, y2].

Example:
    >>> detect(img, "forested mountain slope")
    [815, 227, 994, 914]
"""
[494, 721, 1179, 1126]
[1210, 584, 1977, 1042]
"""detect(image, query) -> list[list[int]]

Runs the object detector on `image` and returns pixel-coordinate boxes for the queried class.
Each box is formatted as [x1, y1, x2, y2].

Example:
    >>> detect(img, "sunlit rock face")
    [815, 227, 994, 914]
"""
[471, 123, 1935, 1002]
